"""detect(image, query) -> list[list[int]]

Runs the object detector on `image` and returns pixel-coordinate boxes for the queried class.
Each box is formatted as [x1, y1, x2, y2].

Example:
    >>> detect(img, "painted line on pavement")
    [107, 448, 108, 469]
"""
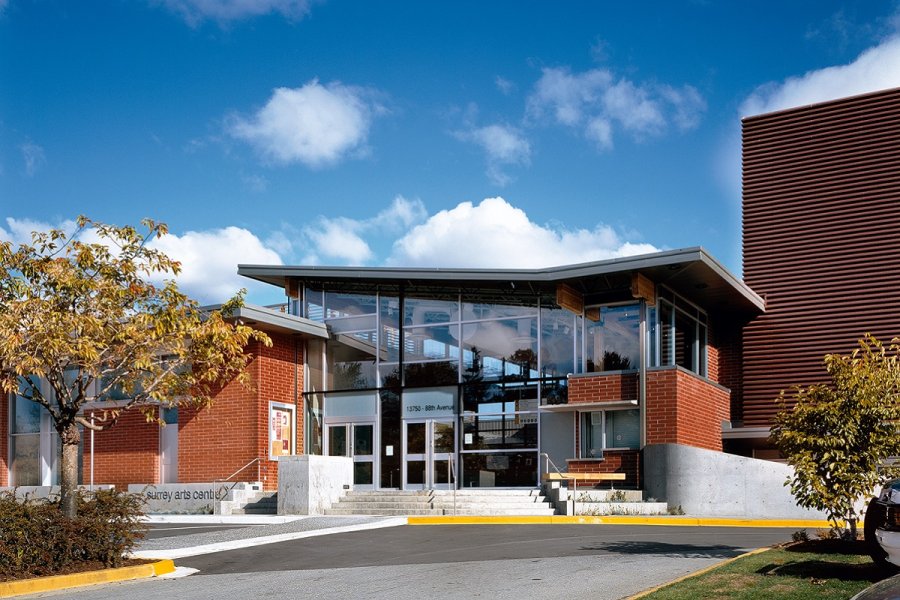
[0, 560, 175, 598]
[133, 517, 409, 560]
[407, 515, 833, 527]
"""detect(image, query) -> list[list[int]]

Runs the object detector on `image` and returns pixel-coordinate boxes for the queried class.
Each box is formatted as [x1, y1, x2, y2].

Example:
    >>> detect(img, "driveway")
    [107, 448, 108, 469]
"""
[23, 524, 797, 600]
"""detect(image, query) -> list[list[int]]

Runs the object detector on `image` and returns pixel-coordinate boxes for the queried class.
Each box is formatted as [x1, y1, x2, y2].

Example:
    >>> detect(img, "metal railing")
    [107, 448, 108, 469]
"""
[540, 452, 577, 515]
[215, 457, 263, 493]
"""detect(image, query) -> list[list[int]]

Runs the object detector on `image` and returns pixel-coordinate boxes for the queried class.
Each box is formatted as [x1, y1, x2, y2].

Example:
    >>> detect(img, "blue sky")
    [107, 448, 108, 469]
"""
[3, 1, 900, 304]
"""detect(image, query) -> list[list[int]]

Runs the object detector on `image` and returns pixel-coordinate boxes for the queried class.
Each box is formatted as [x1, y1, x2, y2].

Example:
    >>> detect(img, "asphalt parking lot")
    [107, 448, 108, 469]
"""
[26, 523, 799, 600]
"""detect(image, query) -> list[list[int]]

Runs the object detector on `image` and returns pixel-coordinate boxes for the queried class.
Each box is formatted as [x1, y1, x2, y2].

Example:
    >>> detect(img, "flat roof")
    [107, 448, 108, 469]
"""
[239, 247, 765, 318]
[206, 303, 329, 339]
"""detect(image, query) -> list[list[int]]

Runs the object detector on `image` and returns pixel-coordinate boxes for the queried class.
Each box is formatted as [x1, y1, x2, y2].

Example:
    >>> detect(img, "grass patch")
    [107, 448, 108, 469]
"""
[638, 539, 894, 599]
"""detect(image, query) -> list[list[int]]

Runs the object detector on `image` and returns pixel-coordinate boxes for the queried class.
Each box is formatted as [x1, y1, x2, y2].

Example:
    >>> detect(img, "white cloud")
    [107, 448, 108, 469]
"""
[455, 124, 531, 186]
[0, 217, 283, 304]
[388, 197, 658, 268]
[156, 0, 313, 26]
[149, 226, 282, 302]
[299, 196, 427, 264]
[495, 76, 515, 95]
[20, 142, 46, 177]
[741, 35, 900, 116]
[229, 80, 381, 168]
[526, 67, 705, 149]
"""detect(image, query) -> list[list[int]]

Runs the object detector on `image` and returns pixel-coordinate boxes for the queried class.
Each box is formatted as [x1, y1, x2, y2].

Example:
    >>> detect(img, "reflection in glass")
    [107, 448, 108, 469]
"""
[304, 287, 324, 322]
[328, 426, 347, 457]
[407, 460, 426, 485]
[354, 462, 373, 486]
[606, 409, 640, 449]
[14, 394, 41, 433]
[540, 308, 577, 377]
[404, 324, 459, 361]
[305, 394, 323, 455]
[462, 318, 538, 381]
[403, 361, 458, 387]
[585, 304, 640, 372]
[462, 415, 537, 450]
[353, 424, 374, 456]
[11, 435, 40, 486]
[462, 382, 538, 414]
[461, 301, 537, 320]
[433, 421, 455, 453]
[328, 334, 377, 390]
[380, 389, 401, 488]
[461, 452, 538, 487]
[540, 378, 568, 406]
[404, 297, 458, 327]
[406, 422, 426, 454]
[324, 292, 377, 318]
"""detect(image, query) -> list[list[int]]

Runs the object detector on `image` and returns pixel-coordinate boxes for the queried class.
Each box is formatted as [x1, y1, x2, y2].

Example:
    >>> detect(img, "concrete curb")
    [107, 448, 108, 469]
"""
[133, 517, 409, 559]
[143, 514, 307, 525]
[407, 515, 834, 527]
[0, 559, 175, 598]
[624, 546, 772, 599]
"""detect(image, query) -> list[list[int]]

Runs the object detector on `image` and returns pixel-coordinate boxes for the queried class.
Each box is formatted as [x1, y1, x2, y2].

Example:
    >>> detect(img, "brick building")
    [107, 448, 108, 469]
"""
[5, 86, 900, 492]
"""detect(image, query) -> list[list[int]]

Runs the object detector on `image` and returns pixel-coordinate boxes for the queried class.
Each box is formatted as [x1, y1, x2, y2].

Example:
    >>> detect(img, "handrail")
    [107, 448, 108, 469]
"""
[215, 457, 262, 488]
[540, 452, 577, 515]
[448, 455, 457, 516]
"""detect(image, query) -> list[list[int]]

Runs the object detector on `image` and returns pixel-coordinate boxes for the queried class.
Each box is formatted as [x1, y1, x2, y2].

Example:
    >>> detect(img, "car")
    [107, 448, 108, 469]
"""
[869, 479, 900, 570]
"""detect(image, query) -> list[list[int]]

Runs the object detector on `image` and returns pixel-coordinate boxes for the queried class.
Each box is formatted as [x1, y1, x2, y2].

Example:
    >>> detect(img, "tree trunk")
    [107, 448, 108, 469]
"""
[59, 422, 81, 519]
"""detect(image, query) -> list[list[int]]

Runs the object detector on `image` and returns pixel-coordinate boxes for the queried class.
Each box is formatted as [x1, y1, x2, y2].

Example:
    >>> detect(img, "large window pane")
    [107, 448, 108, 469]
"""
[328, 334, 377, 390]
[324, 391, 377, 418]
[462, 382, 538, 414]
[14, 394, 41, 433]
[404, 297, 458, 327]
[461, 301, 537, 320]
[461, 452, 538, 487]
[305, 394, 323, 455]
[379, 389, 401, 488]
[11, 434, 40, 486]
[381, 296, 401, 363]
[403, 361, 458, 387]
[462, 318, 537, 381]
[585, 304, 640, 372]
[404, 324, 460, 362]
[462, 415, 537, 450]
[304, 288, 324, 322]
[540, 308, 577, 377]
[324, 292, 377, 319]
[675, 310, 697, 372]
[606, 409, 640, 449]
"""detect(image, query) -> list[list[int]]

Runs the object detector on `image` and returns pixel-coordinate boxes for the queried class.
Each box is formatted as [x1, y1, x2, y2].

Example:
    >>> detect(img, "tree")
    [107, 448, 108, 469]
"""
[770, 335, 900, 539]
[0, 217, 270, 518]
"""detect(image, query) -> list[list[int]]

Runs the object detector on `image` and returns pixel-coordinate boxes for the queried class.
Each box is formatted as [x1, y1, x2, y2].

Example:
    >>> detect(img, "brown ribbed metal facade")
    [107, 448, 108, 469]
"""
[741, 87, 900, 427]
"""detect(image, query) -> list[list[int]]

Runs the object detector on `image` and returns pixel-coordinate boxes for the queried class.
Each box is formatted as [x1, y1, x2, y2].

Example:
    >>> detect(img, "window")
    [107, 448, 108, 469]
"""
[580, 409, 640, 457]
[655, 291, 708, 377]
[584, 304, 640, 373]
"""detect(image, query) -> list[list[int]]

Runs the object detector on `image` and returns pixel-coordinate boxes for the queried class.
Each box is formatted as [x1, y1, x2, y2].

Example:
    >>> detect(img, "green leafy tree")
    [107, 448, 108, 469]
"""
[770, 335, 900, 538]
[0, 217, 270, 518]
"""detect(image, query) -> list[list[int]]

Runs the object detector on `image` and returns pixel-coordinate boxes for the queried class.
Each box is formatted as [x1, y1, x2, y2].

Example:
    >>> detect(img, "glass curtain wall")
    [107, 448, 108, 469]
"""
[301, 285, 710, 487]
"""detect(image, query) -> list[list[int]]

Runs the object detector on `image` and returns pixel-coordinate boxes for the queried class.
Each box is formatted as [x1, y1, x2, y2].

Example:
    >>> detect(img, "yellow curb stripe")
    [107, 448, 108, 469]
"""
[407, 515, 834, 527]
[0, 559, 175, 598]
[625, 546, 772, 599]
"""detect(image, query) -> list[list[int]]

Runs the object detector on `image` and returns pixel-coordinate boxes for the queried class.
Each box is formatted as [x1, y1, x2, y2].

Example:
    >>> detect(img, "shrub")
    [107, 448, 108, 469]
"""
[0, 489, 146, 581]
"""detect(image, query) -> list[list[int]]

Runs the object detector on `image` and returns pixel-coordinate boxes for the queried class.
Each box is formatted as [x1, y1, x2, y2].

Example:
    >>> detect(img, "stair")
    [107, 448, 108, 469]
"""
[225, 491, 278, 515]
[325, 489, 556, 516]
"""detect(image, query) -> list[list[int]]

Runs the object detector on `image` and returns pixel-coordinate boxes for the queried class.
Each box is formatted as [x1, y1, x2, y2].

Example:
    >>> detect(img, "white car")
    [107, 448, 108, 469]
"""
[871, 480, 900, 569]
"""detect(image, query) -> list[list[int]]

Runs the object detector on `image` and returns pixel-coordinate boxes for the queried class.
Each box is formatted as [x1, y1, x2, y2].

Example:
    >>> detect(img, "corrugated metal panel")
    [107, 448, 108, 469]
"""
[741, 86, 900, 427]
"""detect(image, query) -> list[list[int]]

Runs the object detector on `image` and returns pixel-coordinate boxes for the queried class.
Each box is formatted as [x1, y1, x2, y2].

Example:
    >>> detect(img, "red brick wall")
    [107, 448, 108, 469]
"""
[0, 393, 8, 486]
[178, 333, 303, 491]
[82, 408, 160, 489]
[645, 367, 729, 451]
[566, 451, 640, 488]
[568, 373, 638, 404]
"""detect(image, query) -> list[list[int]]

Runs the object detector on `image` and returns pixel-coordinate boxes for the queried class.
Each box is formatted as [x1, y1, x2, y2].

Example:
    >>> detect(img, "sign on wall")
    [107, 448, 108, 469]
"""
[269, 402, 295, 459]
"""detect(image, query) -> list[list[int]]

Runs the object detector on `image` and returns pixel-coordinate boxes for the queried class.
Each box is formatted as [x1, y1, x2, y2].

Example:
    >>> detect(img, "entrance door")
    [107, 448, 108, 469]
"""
[327, 422, 376, 490]
[403, 419, 456, 490]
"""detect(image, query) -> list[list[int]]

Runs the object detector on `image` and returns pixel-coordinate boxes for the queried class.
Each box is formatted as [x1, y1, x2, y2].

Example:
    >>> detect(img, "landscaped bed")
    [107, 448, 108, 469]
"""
[637, 538, 894, 599]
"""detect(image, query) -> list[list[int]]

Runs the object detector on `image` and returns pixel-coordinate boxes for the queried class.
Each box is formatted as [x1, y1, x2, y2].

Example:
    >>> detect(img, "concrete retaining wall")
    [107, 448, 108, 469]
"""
[642, 443, 828, 519]
[127, 483, 250, 514]
[278, 455, 353, 515]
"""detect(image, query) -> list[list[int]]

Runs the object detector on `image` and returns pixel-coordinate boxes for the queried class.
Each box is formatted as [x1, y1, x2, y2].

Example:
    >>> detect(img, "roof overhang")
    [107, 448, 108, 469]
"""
[206, 303, 329, 339]
[238, 247, 765, 319]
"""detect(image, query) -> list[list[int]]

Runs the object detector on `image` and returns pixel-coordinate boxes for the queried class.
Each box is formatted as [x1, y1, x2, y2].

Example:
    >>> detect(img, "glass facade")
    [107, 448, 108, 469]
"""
[300, 283, 708, 489]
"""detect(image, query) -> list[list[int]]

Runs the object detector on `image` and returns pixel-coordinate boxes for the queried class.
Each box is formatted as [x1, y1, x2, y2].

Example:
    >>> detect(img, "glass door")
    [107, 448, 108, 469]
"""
[403, 419, 456, 490]
[326, 422, 376, 490]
